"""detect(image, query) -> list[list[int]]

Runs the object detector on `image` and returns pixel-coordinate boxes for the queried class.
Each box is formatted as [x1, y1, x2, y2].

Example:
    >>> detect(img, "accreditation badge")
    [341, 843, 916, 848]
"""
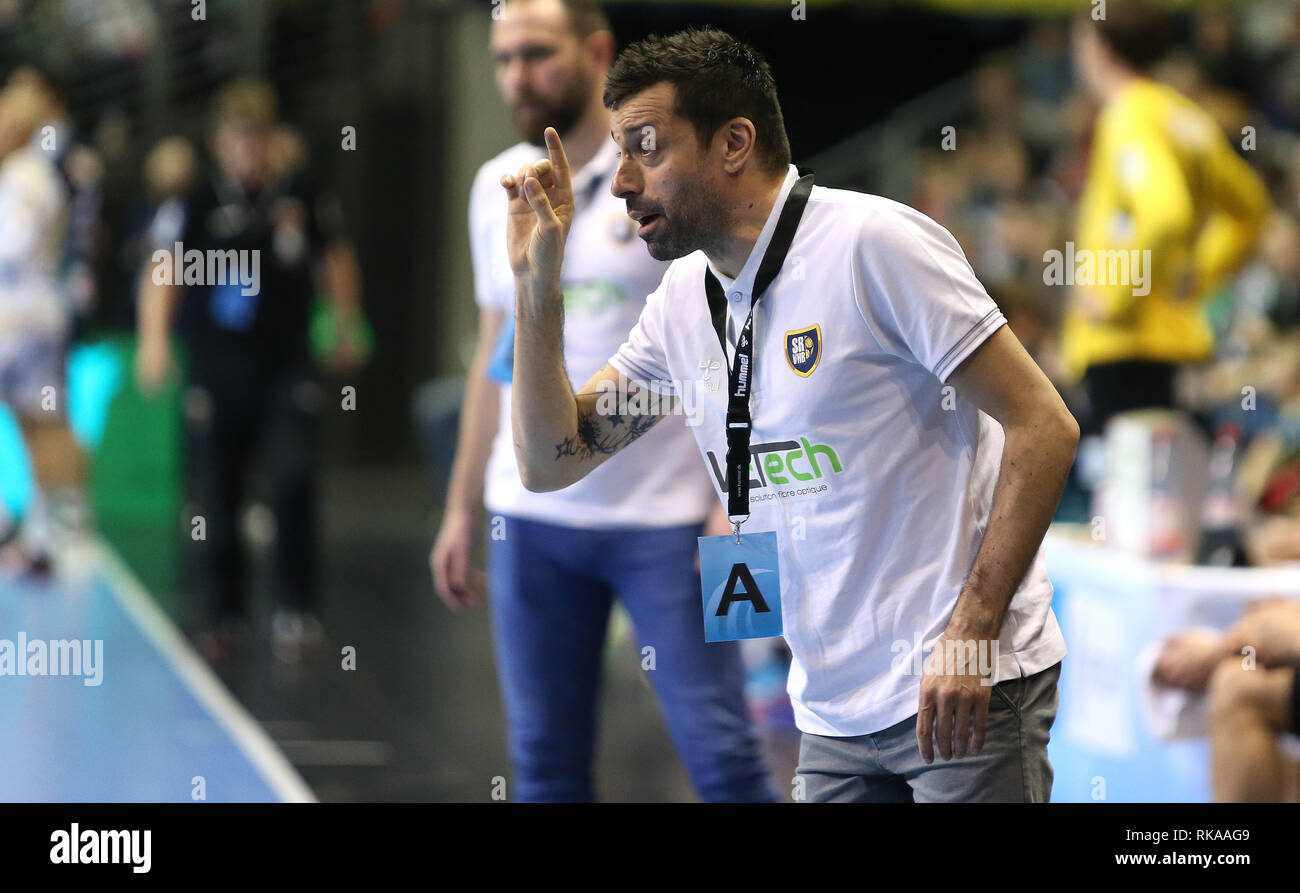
[698, 530, 783, 641]
[208, 281, 261, 332]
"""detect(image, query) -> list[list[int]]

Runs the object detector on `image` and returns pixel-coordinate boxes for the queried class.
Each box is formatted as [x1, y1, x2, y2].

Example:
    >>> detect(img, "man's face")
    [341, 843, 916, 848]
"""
[491, 0, 592, 146]
[609, 82, 728, 262]
[214, 120, 272, 190]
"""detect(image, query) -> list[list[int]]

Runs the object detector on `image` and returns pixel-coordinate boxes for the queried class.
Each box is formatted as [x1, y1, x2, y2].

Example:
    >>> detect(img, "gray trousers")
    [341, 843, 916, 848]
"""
[796, 662, 1061, 803]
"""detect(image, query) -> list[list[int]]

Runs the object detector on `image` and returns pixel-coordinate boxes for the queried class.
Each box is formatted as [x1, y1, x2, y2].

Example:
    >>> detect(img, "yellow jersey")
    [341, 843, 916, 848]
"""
[1063, 78, 1270, 380]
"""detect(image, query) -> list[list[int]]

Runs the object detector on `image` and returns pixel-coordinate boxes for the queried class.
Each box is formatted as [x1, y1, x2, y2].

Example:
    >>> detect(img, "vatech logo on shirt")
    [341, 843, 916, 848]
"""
[561, 280, 629, 315]
[705, 436, 843, 497]
[785, 324, 821, 377]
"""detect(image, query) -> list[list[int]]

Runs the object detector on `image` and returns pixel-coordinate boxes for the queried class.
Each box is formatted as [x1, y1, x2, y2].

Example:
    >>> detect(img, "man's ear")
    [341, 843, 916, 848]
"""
[720, 117, 759, 175]
[586, 30, 616, 72]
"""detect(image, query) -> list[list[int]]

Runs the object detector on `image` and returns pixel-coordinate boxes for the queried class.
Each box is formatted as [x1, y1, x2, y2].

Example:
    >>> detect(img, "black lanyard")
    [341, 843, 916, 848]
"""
[704, 168, 815, 532]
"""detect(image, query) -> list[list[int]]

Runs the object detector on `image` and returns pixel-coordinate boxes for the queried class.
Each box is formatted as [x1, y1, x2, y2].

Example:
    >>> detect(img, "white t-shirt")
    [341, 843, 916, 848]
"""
[609, 165, 1068, 736]
[0, 143, 68, 338]
[469, 141, 715, 528]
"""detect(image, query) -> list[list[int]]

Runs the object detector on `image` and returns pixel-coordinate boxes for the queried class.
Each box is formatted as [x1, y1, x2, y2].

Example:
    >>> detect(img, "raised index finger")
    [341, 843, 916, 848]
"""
[544, 127, 572, 196]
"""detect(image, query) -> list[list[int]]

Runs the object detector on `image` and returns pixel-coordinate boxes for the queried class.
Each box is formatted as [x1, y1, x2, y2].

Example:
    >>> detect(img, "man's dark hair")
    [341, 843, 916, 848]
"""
[602, 27, 792, 174]
[1093, 1, 1172, 72]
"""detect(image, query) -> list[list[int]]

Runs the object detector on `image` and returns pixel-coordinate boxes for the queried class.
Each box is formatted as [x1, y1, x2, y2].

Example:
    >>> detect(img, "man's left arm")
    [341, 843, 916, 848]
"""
[321, 238, 363, 322]
[916, 325, 1079, 764]
[307, 185, 366, 371]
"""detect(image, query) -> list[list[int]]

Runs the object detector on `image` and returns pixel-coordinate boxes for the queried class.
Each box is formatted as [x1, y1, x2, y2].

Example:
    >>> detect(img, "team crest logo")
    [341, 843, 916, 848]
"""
[784, 325, 821, 377]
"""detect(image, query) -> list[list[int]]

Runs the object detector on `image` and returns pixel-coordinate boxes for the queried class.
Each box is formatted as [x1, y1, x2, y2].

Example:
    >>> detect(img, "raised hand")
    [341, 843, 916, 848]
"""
[502, 126, 575, 281]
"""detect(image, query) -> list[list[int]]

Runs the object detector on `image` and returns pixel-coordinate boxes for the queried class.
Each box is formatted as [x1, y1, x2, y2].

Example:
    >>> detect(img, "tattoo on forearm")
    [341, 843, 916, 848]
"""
[555, 403, 657, 461]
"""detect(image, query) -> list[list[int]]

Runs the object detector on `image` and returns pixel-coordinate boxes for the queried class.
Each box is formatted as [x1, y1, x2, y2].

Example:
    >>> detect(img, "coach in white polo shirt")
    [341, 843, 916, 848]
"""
[431, 2, 775, 803]
[503, 27, 1078, 802]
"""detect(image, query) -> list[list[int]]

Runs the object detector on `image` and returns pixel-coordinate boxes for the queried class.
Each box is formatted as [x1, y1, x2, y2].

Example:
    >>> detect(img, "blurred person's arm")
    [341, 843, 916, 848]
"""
[1228, 599, 1300, 669]
[1188, 136, 1271, 295]
[135, 183, 192, 395]
[134, 276, 181, 395]
[307, 185, 367, 372]
[430, 154, 519, 610]
[1153, 629, 1239, 690]
[322, 238, 362, 321]
[429, 305, 503, 611]
[1201, 331, 1300, 403]
[320, 237, 365, 371]
[1245, 515, 1300, 567]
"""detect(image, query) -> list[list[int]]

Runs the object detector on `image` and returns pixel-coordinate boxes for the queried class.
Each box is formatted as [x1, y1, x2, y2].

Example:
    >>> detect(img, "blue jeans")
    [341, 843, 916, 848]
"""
[488, 514, 777, 802]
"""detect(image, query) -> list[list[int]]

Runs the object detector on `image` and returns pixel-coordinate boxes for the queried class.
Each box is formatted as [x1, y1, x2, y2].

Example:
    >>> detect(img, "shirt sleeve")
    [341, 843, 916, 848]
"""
[468, 162, 505, 311]
[608, 267, 676, 394]
[851, 202, 1005, 382]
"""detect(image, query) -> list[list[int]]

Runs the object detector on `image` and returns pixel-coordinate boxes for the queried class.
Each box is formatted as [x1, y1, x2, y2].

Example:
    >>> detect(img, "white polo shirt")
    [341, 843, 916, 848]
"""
[609, 165, 1067, 736]
[469, 141, 715, 528]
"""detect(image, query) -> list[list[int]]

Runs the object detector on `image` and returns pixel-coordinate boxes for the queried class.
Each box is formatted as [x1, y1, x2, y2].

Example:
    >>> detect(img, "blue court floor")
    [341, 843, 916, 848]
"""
[0, 544, 313, 802]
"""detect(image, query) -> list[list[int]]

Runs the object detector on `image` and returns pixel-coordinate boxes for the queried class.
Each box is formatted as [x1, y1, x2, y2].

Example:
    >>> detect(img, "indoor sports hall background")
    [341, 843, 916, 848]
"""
[2, 0, 1299, 802]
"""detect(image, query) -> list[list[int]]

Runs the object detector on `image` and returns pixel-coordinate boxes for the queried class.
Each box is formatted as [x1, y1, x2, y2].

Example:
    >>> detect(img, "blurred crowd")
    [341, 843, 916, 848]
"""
[904, 3, 1300, 569]
[0, 52, 367, 664]
[892, 1, 1300, 802]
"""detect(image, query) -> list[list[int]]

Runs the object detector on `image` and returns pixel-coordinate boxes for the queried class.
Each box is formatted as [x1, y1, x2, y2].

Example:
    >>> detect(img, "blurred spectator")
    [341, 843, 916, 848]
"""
[0, 72, 86, 575]
[1063, 2, 1271, 435]
[1258, 5, 1300, 132]
[9, 65, 105, 328]
[134, 77, 366, 664]
[114, 135, 197, 328]
[1187, 214, 1300, 419]
[1153, 599, 1300, 801]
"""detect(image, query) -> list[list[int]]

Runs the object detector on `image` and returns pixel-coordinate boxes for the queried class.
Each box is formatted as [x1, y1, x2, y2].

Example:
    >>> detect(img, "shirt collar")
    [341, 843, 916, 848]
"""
[705, 163, 800, 297]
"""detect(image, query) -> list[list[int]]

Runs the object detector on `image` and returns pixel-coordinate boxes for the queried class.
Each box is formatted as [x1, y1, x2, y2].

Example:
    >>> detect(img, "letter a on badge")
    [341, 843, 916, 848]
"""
[716, 563, 770, 615]
[698, 530, 783, 641]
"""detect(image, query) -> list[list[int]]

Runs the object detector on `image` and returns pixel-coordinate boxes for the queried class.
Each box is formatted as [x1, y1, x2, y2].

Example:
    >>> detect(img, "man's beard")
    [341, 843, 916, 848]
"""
[639, 178, 729, 262]
[514, 76, 589, 147]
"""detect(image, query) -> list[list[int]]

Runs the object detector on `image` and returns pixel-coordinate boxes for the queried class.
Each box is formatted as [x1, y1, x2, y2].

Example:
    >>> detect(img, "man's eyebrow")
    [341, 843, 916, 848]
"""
[614, 122, 655, 139]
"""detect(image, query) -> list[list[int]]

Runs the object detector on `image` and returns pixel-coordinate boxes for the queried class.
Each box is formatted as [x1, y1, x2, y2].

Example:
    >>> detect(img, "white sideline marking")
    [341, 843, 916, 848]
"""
[94, 541, 317, 803]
